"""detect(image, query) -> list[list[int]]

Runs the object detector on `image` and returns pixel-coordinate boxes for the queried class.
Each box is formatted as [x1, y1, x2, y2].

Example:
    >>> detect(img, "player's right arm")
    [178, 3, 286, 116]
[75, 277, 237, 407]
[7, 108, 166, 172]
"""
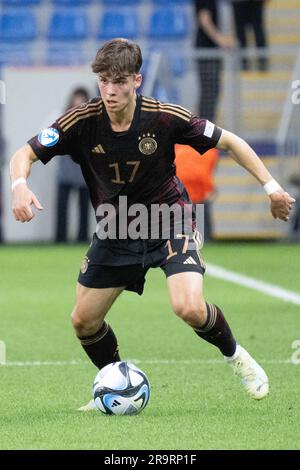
[10, 143, 43, 223]
[10, 98, 89, 222]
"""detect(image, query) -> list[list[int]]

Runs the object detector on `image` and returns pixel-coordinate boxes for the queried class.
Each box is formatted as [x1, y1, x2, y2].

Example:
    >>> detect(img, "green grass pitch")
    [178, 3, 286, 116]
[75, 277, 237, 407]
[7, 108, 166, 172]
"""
[0, 242, 299, 450]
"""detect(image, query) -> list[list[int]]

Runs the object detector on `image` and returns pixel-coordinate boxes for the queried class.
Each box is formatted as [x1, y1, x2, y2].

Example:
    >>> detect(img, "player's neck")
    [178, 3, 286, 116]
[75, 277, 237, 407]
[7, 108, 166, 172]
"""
[106, 95, 137, 132]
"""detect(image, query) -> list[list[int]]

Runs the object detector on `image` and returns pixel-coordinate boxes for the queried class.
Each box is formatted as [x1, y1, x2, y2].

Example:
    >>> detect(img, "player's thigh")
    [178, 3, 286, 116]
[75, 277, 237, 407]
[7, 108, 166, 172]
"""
[72, 283, 124, 328]
[160, 234, 206, 321]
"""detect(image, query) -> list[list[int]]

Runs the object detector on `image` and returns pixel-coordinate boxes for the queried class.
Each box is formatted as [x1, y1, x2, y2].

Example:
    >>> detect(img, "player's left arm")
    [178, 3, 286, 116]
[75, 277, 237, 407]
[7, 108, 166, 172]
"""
[216, 129, 295, 221]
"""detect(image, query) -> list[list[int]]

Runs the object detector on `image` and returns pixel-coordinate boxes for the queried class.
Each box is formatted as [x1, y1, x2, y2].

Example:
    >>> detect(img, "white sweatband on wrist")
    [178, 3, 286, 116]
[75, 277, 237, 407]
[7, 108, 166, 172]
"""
[11, 177, 27, 191]
[263, 179, 281, 196]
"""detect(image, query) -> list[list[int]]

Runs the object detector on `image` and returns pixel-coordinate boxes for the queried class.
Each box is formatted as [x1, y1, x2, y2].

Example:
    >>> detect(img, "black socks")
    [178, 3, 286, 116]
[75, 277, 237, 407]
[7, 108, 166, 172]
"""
[194, 302, 237, 357]
[78, 322, 120, 369]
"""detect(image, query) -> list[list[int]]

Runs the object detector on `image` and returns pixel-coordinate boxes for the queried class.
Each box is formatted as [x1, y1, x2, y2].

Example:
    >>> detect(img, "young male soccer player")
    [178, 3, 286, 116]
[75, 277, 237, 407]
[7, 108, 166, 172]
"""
[10, 39, 294, 410]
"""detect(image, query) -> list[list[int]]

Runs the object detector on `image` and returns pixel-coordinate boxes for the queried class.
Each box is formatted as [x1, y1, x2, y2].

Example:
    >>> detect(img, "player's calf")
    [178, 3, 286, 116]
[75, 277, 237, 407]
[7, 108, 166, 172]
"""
[193, 302, 237, 356]
[74, 319, 120, 370]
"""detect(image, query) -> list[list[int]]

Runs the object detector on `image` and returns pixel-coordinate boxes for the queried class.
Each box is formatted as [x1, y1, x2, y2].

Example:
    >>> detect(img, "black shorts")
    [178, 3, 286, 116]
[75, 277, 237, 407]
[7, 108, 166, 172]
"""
[78, 233, 206, 295]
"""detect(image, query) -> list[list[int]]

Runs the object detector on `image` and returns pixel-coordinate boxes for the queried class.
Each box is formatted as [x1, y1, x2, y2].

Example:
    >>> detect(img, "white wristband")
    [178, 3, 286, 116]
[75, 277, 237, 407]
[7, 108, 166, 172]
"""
[263, 179, 281, 196]
[12, 177, 27, 191]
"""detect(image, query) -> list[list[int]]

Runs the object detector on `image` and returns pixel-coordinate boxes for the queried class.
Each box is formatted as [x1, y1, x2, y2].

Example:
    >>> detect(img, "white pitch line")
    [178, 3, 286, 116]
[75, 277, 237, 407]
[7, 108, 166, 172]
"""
[132, 359, 293, 365]
[206, 262, 300, 306]
[3, 360, 87, 367]
[1, 358, 293, 367]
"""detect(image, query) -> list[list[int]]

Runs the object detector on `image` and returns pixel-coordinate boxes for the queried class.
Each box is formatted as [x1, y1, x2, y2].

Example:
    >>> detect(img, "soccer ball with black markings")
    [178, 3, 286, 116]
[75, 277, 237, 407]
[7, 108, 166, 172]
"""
[93, 361, 150, 415]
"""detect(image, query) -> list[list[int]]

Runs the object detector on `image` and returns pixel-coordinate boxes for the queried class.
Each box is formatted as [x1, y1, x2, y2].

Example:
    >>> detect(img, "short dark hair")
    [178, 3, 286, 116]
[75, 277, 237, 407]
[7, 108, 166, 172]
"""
[92, 38, 142, 77]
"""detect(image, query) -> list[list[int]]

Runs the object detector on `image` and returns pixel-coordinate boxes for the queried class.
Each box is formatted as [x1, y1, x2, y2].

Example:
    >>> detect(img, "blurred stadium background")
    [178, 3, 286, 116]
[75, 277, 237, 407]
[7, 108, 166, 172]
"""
[1, 0, 300, 451]
[0, 0, 300, 242]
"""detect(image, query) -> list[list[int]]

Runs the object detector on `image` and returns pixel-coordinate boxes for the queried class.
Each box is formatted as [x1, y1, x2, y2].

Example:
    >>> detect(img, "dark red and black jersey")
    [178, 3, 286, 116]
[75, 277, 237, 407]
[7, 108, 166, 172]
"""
[28, 94, 221, 217]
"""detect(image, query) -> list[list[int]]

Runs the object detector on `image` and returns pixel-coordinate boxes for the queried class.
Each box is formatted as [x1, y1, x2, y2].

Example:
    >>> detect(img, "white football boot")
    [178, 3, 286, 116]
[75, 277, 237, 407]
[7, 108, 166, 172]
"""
[225, 345, 269, 400]
[78, 399, 97, 411]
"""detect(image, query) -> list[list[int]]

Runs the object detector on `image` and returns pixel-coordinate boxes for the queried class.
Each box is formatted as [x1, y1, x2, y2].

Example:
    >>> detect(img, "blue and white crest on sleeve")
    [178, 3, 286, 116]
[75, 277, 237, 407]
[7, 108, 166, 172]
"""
[38, 128, 59, 147]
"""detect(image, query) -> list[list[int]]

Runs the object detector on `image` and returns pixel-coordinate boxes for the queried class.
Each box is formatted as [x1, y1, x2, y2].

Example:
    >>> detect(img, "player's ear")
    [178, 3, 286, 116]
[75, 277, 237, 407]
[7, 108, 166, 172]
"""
[135, 74, 142, 90]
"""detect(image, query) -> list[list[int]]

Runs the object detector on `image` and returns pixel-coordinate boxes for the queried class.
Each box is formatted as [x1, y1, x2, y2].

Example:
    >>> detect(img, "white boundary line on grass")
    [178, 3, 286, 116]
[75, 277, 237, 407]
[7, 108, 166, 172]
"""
[2, 265, 299, 368]
[2, 358, 293, 367]
[206, 262, 300, 306]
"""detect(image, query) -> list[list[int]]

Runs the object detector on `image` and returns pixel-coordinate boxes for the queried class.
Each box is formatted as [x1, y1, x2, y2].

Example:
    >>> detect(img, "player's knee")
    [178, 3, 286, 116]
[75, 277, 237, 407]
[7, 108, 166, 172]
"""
[71, 308, 86, 332]
[71, 307, 99, 336]
[172, 300, 207, 327]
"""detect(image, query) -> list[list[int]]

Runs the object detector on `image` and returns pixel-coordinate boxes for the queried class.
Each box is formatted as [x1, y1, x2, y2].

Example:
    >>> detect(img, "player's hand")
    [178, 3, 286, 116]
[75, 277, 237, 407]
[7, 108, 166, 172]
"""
[269, 191, 295, 221]
[12, 184, 43, 222]
[218, 35, 235, 50]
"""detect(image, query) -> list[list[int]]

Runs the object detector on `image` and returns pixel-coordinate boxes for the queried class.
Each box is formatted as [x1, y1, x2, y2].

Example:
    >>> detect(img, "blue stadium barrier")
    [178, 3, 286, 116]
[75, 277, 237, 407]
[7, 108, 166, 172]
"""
[147, 7, 189, 40]
[97, 11, 139, 40]
[168, 55, 187, 77]
[101, 0, 141, 4]
[153, 81, 179, 103]
[151, 0, 191, 4]
[0, 11, 38, 42]
[47, 11, 89, 41]
[139, 55, 180, 101]
[51, 0, 92, 5]
[2, 0, 41, 6]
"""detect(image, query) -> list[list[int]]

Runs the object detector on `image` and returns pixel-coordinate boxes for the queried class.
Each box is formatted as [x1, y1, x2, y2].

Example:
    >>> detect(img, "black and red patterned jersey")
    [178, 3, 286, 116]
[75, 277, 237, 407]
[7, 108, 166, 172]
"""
[28, 94, 221, 217]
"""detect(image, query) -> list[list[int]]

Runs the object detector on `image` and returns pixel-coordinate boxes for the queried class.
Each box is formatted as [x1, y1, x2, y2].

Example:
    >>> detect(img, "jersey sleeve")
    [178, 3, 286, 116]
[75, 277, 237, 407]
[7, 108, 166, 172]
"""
[175, 115, 222, 155]
[27, 119, 80, 165]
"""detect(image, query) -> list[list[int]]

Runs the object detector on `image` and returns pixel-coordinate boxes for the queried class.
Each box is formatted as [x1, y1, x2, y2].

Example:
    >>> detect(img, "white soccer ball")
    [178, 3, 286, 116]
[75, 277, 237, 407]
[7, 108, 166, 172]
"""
[93, 361, 150, 415]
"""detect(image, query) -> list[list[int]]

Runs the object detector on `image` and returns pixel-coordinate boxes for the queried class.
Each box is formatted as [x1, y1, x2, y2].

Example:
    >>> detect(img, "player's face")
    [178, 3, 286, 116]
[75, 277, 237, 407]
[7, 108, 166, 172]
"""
[98, 74, 142, 113]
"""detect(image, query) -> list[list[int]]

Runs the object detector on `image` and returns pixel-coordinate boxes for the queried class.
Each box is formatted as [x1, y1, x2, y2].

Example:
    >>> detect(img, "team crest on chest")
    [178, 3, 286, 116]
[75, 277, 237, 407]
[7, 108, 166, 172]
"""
[80, 256, 89, 274]
[138, 133, 157, 155]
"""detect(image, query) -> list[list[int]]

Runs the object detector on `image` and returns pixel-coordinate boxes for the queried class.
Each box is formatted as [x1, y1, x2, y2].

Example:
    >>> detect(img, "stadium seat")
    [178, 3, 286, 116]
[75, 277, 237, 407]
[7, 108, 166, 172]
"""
[0, 11, 38, 42]
[47, 11, 89, 41]
[147, 7, 188, 40]
[51, 0, 92, 5]
[46, 45, 85, 66]
[0, 45, 33, 66]
[97, 11, 139, 40]
[2, 0, 41, 5]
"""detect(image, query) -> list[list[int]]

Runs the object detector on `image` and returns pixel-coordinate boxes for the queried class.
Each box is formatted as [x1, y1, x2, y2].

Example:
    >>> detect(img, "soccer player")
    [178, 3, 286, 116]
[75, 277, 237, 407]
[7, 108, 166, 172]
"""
[10, 38, 294, 410]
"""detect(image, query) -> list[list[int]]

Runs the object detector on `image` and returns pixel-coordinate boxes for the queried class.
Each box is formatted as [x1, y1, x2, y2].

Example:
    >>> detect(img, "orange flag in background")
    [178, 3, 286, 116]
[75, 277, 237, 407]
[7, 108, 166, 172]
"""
[175, 145, 219, 203]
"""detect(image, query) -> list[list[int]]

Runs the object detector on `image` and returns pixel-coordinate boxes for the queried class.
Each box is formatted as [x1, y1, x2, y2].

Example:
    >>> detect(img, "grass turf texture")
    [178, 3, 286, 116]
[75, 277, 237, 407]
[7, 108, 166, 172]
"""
[0, 242, 299, 450]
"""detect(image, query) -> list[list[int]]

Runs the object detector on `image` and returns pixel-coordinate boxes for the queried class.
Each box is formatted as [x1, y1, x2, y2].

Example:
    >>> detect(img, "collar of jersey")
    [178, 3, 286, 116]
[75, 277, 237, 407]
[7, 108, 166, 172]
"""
[102, 94, 142, 137]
